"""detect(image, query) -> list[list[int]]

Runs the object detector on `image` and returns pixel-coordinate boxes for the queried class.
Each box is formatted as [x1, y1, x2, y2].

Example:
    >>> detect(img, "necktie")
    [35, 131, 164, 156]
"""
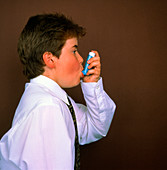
[66, 97, 80, 170]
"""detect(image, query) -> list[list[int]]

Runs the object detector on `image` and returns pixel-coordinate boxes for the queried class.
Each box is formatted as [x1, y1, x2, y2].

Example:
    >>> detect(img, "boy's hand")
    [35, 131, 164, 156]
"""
[83, 50, 101, 82]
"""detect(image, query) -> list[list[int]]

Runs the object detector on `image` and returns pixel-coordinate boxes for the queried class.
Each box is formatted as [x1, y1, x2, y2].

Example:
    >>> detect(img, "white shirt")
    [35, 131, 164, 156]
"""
[0, 75, 116, 170]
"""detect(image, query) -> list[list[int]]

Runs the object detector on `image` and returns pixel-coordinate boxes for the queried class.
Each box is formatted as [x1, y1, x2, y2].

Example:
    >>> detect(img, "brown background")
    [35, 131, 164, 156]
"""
[0, 0, 167, 169]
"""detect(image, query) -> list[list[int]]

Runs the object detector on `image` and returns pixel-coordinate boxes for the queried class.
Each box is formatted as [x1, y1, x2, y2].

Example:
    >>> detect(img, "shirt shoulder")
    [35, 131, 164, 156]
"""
[22, 83, 60, 107]
[12, 83, 63, 126]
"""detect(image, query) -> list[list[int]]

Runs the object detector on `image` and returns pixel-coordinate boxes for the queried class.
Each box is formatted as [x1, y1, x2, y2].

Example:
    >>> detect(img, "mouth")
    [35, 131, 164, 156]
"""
[81, 72, 84, 78]
[80, 67, 84, 78]
[81, 66, 84, 75]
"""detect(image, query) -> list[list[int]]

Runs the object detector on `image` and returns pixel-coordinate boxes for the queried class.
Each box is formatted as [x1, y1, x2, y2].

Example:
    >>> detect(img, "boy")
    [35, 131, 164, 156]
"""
[0, 13, 116, 170]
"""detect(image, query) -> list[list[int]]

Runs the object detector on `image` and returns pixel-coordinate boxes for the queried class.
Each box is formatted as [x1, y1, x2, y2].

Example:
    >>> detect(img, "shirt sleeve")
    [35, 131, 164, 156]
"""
[1, 104, 74, 170]
[73, 77, 116, 145]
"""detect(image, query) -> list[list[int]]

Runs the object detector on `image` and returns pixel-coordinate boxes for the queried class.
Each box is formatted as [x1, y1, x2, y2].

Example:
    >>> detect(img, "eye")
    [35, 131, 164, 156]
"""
[73, 50, 77, 54]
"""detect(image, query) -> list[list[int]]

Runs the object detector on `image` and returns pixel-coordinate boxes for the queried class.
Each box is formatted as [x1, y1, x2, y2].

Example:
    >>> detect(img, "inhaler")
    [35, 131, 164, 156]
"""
[82, 52, 96, 76]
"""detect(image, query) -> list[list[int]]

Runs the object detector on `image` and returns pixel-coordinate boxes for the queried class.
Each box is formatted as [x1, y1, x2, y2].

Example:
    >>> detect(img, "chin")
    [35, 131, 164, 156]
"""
[63, 80, 80, 89]
[71, 81, 80, 88]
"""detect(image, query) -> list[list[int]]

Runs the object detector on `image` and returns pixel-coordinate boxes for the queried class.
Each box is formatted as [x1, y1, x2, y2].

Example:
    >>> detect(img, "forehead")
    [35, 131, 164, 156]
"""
[63, 37, 78, 49]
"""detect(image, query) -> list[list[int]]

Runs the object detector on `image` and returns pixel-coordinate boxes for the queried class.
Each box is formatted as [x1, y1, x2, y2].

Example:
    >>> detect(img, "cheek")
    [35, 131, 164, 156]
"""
[68, 59, 80, 73]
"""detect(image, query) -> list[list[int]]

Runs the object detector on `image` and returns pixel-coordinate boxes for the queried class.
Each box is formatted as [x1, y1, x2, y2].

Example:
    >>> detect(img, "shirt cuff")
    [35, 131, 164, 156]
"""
[80, 77, 104, 96]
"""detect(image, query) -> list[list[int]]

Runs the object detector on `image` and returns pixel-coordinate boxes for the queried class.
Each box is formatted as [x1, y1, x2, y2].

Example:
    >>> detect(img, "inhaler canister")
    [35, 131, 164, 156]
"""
[82, 52, 96, 76]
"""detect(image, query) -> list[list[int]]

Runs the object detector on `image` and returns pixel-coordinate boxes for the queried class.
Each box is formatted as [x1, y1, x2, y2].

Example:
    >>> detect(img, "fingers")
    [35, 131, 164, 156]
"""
[86, 66, 100, 75]
[87, 50, 101, 69]
[88, 60, 101, 69]
[82, 50, 101, 82]
[86, 50, 101, 76]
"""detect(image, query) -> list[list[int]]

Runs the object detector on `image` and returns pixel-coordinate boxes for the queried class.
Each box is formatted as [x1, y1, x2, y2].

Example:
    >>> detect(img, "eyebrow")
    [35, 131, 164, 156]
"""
[73, 45, 78, 48]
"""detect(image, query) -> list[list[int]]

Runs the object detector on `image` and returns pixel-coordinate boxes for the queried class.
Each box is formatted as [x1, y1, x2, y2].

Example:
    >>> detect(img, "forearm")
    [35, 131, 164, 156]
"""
[79, 77, 116, 144]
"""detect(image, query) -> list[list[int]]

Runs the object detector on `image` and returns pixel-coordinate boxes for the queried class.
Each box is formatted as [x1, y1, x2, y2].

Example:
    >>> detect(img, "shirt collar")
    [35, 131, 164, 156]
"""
[30, 75, 70, 105]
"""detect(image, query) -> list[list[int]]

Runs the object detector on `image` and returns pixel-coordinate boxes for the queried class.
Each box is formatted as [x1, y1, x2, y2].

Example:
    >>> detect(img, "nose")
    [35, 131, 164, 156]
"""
[77, 52, 83, 64]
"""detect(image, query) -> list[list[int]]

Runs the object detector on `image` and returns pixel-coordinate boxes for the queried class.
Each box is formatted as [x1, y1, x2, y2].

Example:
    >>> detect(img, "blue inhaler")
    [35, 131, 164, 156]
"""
[82, 52, 96, 76]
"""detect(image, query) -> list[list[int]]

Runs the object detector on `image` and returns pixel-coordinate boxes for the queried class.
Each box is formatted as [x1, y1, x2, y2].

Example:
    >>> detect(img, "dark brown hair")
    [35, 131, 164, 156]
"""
[17, 13, 86, 79]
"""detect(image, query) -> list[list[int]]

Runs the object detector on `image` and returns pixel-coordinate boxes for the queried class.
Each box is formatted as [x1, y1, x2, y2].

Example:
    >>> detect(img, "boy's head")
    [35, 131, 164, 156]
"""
[17, 13, 86, 80]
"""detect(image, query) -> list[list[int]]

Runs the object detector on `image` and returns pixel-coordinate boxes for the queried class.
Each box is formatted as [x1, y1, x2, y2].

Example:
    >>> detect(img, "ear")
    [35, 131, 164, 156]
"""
[43, 52, 56, 68]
